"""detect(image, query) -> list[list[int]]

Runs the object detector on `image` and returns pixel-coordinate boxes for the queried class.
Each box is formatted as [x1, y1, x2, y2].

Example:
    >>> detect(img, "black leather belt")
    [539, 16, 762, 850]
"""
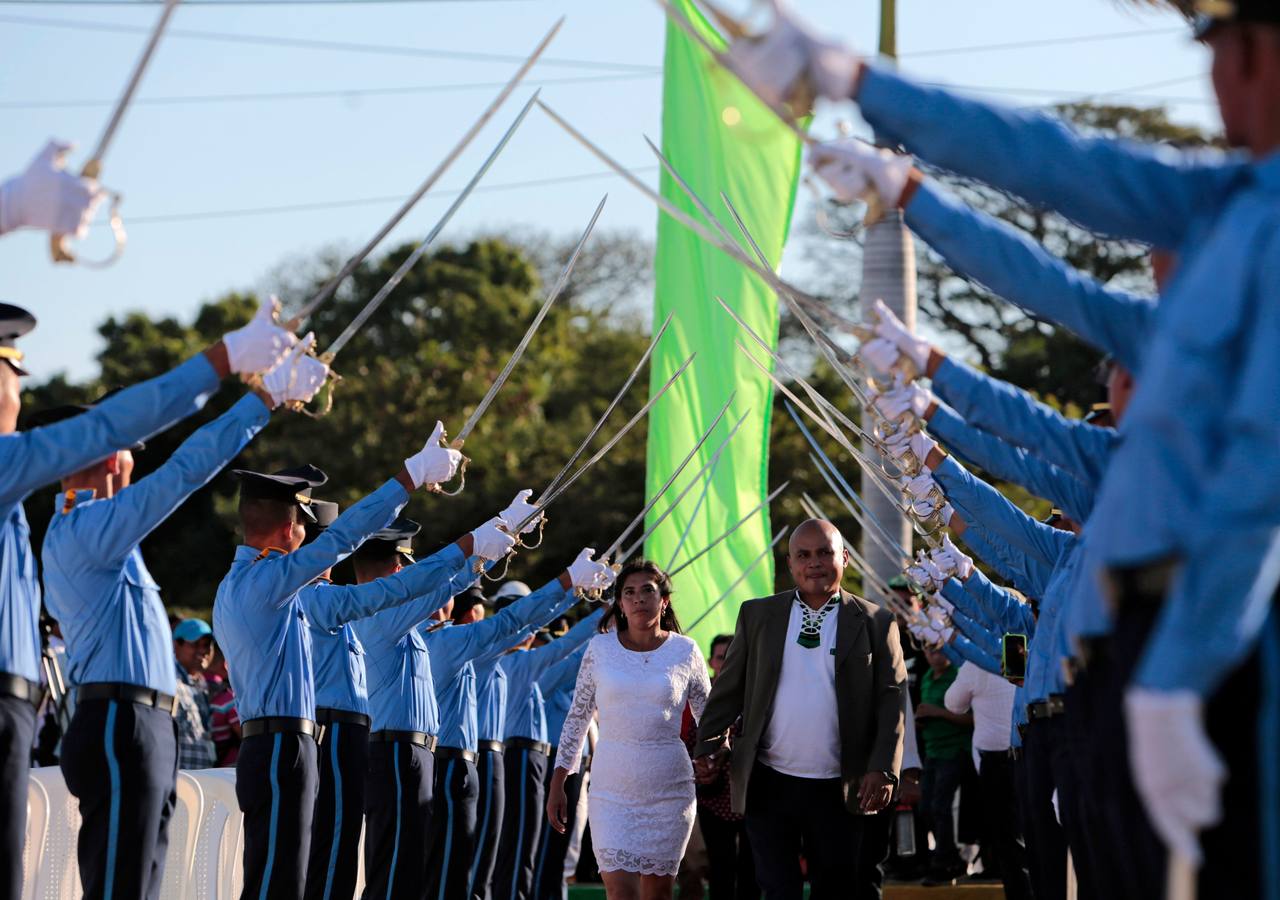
[370, 730, 437, 751]
[0, 672, 41, 706]
[979, 749, 1010, 760]
[477, 739, 503, 754]
[77, 682, 177, 716]
[1026, 695, 1066, 721]
[507, 736, 551, 756]
[242, 717, 316, 738]
[315, 707, 370, 729]
[436, 746, 478, 763]
[1105, 559, 1176, 614]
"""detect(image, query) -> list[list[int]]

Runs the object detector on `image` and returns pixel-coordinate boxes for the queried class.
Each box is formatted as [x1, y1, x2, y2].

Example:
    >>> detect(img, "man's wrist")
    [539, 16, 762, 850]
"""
[204, 341, 231, 380]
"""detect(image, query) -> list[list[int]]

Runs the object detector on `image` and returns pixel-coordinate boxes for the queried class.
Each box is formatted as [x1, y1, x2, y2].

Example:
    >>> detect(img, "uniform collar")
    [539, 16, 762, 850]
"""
[235, 544, 283, 562]
[54, 488, 97, 514]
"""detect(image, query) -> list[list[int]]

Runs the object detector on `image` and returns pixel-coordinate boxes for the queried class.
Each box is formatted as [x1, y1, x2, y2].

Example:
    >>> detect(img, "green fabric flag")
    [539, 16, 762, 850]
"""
[643, 0, 803, 646]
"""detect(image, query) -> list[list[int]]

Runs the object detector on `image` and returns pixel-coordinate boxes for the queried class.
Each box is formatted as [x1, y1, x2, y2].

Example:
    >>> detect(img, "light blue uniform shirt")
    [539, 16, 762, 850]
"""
[942, 573, 1034, 639]
[539, 644, 588, 755]
[214, 478, 410, 722]
[43, 394, 269, 693]
[0, 353, 219, 682]
[958, 524, 1052, 600]
[860, 65, 1280, 692]
[474, 659, 507, 744]
[943, 633, 1000, 678]
[929, 400, 1095, 523]
[502, 608, 604, 743]
[427, 579, 576, 751]
[350, 542, 469, 734]
[905, 179, 1154, 374]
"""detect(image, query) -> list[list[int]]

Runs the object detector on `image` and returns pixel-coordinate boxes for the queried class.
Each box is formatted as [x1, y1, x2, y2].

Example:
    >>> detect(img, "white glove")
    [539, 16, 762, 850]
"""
[808, 140, 914, 208]
[893, 431, 938, 469]
[907, 493, 944, 519]
[224, 296, 297, 376]
[921, 556, 947, 586]
[1125, 688, 1226, 865]
[871, 376, 932, 422]
[856, 337, 901, 377]
[870, 299, 932, 373]
[498, 489, 540, 535]
[940, 535, 974, 580]
[471, 517, 517, 561]
[594, 564, 618, 592]
[900, 472, 939, 502]
[404, 421, 464, 489]
[263, 333, 330, 408]
[0, 140, 104, 237]
[723, 0, 860, 115]
[567, 548, 611, 591]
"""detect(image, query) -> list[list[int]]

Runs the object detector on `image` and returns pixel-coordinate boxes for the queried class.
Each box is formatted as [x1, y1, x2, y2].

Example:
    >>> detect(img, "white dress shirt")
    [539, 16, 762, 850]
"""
[758, 594, 842, 779]
[944, 661, 1016, 770]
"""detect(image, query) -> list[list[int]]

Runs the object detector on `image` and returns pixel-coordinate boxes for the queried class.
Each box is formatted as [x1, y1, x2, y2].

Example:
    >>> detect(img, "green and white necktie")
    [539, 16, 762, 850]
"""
[796, 596, 839, 649]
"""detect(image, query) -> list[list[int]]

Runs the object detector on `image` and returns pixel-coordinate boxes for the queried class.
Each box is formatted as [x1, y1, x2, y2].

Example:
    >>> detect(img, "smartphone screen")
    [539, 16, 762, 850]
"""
[1002, 633, 1028, 683]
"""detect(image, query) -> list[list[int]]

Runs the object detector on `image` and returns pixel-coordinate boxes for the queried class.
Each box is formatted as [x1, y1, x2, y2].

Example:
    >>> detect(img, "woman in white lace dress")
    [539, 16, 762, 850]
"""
[546, 560, 711, 899]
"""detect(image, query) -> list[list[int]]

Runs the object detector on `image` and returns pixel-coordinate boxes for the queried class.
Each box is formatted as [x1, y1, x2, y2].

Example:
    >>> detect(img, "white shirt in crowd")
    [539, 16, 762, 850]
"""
[944, 661, 1017, 770]
[758, 595, 842, 779]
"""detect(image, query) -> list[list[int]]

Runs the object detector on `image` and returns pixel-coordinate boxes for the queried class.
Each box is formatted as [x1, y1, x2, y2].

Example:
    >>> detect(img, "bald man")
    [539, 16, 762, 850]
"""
[694, 519, 907, 899]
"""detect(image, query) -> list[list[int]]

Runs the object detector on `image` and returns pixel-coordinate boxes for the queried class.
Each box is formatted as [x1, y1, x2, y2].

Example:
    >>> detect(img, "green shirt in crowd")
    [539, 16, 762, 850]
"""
[919, 663, 973, 762]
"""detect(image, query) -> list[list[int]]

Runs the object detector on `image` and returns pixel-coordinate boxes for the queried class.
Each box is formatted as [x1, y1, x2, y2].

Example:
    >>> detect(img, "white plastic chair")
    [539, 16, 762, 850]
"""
[29, 767, 82, 900]
[21, 774, 50, 900]
[158, 772, 205, 900]
[186, 768, 243, 900]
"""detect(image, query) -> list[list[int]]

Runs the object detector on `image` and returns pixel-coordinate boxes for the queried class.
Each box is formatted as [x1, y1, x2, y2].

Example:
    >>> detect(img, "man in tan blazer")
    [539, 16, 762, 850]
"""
[694, 519, 907, 898]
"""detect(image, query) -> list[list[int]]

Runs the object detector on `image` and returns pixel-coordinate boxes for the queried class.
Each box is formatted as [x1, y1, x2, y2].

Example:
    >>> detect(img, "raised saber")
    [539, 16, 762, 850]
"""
[50, 0, 180, 266]
[511, 353, 697, 535]
[290, 19, 563, 326]
[320, 92, 539, 360]
[669, 480, 788, 578]
[799, 492, 905, 610]
[542, 311, 673, 501]
[617, 409, 750, 562]
[430, 194, 608, 496]
[684, 527, 789, 634]
[808, 451, 909, 567]
[664, 431, 729, 569]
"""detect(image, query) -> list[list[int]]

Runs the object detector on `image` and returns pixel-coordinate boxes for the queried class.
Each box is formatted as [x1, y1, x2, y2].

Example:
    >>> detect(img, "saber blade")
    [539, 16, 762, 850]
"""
[322, 92, 539, 359]
[664, 440, 728, 570]
[685, 526, 789, 633]
[542, 311, 674, 500]
[452, 194, 608, 445]
[294, 19, 562, 324]
[617, 408, 750, 562]
[513, 352, 697, 533]
[603, 395, 737, 561]
[669, 480, 788, 578]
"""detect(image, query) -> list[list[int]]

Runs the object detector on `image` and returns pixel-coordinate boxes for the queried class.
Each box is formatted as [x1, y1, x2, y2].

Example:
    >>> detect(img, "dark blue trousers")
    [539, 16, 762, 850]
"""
[60, 698, 178, 900]
[0, 695, 36, 900]
[428, 755, 479, 900]
[492, 745, 547, 900]
[304, 722, 368, 900]
[532, 756, 582, 900]
[236, 732, 318, 900]
[364, 741, 434, 900]
[468, 746, 506, 900]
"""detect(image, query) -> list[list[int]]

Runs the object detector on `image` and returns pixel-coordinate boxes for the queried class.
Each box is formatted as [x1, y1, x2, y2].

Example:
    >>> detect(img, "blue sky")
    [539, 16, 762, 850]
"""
[2, 0, 1213, 380]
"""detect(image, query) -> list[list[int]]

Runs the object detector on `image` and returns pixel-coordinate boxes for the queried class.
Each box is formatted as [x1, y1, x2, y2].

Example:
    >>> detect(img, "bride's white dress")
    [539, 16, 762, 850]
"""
[555, 631, 711, 876]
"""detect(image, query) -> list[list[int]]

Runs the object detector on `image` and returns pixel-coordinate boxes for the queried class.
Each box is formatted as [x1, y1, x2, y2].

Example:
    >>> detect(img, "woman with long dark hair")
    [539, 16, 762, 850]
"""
[546, 560, 711, 900]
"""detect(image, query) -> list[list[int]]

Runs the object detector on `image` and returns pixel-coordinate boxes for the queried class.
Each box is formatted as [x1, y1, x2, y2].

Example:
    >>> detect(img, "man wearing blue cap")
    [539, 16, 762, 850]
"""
[39, 342, 328, 900]
[173, 618, 216, 771]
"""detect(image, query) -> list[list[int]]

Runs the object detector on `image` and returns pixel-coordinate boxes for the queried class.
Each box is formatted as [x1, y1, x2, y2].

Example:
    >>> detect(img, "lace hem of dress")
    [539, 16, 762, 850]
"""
[595, 847, 681, 877]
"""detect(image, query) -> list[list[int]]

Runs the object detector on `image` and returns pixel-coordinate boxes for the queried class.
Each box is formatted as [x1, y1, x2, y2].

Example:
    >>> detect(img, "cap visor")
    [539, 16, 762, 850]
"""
[299, 504, 317, 522]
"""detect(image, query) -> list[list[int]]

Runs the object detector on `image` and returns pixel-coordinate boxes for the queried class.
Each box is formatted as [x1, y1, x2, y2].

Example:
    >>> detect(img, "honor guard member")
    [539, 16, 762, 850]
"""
[494, 595, 613, 900]
[38, 376, 281, 899]
[350, 513, 517, 900]
[731, 3, 1280, 888]
[425, 546, 610, 900]
[531, 642, 593, 900]
[215, 423, 462, 900]
[0, 300, 294, 898]
[468, 580, 531, 900]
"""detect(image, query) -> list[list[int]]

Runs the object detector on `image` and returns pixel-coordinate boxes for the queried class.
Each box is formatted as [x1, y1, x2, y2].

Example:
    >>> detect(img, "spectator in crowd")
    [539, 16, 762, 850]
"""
[914, 647, 974, 886]
[946, 660, 1032, 900]
[206, 641, 241, 766]
[172, 617, 216, 770]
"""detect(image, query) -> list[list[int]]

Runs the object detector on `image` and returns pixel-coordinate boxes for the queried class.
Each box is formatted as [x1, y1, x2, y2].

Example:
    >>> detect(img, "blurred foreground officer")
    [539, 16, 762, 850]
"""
[214, 425, 461, 900]
[351, 512, 516, 900]
[39, 376, 279, 900]
[0, 300, 293, 900]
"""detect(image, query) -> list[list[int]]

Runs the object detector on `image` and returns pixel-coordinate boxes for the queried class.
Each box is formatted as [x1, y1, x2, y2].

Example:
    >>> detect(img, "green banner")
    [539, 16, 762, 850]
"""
[644, 0, 804, 645]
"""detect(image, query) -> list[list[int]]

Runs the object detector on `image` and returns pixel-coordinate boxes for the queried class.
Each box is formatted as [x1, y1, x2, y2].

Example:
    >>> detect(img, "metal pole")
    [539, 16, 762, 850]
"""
[860, 0, 915, 600]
